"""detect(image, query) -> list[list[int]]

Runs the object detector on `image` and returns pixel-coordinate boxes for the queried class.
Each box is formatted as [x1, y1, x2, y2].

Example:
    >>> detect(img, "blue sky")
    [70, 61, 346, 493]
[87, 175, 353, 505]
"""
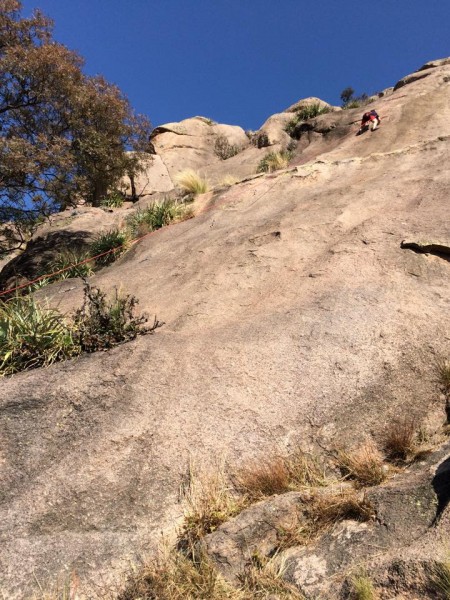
[22, 0, 450, 130]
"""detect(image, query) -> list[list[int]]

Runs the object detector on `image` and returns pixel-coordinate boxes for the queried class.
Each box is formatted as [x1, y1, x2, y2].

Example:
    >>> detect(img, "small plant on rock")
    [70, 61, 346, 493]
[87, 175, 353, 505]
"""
[214, 134, 240, 160]
[74, 281, 161, 353]
[336, 439, 387, 487]
[126, 198, 189, 238]
[431, 559, 450, 599]
[0, 295, 77, 376]
[350, 571, 378, 600]
[89, 229, 129, 266]
[48, 250, 94, 281]
[100, 190, 125, 208]
[382, 418, 420, 463]
[257, 151, 292, 174]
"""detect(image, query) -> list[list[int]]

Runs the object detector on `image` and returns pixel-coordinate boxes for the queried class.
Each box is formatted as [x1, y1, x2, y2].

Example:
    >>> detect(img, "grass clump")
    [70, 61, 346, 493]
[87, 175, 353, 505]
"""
[126, 198, 190, 238]
[350, 571, 377, 600]
[305, 489, 373, 533]
[235, 448, 326, 501]
[336, 440, 387, 487]
[89, 228, 130, 267]
[431, 560, 450, 599]
[381, 418, 429, 464]
[214, 134, 240, 160]
[175, 169, 209, 196]
[74, 281, 161, 353]
[177, 462, 247, 551]
[48, 250, 94, 281]
[438, 359, 450, 395]
[100, 190, 125, 208]
[256, 151, 292, 174]
[0, 295, 77, 376]
[238, 556, 304, 599]
[118, 548, 240, 600]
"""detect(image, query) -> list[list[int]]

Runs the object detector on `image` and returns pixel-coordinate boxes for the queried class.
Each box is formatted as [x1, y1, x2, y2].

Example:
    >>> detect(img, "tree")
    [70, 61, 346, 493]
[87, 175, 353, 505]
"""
[340, 87, 355, 106]
[0, 0, 151, 251]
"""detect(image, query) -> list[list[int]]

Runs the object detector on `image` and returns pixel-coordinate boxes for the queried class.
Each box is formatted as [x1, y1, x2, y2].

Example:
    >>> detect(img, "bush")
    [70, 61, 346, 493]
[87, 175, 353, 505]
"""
[89, 229, 129, 266]
[126, 198, 188, 238]
[382, 418, 419, 463]
[0, 295, 77, 376]
[341, 87, 369, 110]
[285, 103, 331, 137]
[74, 281, 161, 353]
[257, 151, 292, 173]
[247, 131, 270, 148]
[214, 134, 240, 160]
[175, 169, 209, 195]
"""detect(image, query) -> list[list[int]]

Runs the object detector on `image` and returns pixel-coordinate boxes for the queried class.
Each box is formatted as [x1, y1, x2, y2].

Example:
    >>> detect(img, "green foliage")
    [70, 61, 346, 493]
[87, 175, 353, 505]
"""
[0, 281, 161, 376]
[100, 191, 125, 208]
[74, 281, 161, 353]
[0, 295, 77, 376]
[48, 250, 94, 281]
[285, 103, 331, 136]
[0, 0, 152, 223]
[214, 134, 240, 160]
[126, 198, 188, 238]
[257, 151, 292, 174]
[350, 572, 377, 600]
[89, 229, 129, 266]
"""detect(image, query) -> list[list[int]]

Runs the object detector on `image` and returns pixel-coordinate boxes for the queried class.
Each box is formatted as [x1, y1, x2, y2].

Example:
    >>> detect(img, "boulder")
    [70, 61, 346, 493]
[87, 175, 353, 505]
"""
[122, 154, 174, 198]
[283, 96, 335, 114]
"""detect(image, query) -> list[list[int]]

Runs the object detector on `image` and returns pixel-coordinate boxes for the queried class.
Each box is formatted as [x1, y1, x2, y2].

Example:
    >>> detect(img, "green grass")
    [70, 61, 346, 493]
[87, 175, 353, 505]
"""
[89, 229, 130, 266]
[0, 295, 78, 376]
[285, 103, 331, 136]
[350, 572, 377, 600]
[48, 250, 94, 281]
[100, 190, 125, 208]
[257, 151, 292, 174]
[431, 560, 450, 599]
[126, 198, 189, 238]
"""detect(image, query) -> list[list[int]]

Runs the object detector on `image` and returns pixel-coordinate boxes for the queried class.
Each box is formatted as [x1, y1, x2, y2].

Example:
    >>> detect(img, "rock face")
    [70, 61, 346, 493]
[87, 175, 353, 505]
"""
[1, 58, 450, 598]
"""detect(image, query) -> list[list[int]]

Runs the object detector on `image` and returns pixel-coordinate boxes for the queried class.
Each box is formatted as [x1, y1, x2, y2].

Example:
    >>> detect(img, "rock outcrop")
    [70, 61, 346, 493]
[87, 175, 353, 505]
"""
[1, 58, 449, 599]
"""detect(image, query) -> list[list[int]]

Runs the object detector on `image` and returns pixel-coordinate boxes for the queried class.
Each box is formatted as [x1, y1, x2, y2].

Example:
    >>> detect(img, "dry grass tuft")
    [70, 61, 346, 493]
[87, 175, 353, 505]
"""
[118, 548, 242, 600]
[438, 359, 450, 395]
[218, 174, 239, 187]
[336, 440, 387, 487]
[177, 462, 247, 551]
[238, 555, 304, 599]
[350, 571, 378, 600]
[175, 169, 209, 195]
[431, 559, 450, 599]
[235, 448, 327, 501]
[382, 418, 422, 463]
[256, 151, 291, 174]
[305, 488, 373, 534]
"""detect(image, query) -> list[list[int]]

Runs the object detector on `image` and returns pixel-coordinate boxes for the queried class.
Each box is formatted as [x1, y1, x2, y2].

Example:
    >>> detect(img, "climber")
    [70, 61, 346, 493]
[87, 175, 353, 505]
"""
[358, 109, 380, 134]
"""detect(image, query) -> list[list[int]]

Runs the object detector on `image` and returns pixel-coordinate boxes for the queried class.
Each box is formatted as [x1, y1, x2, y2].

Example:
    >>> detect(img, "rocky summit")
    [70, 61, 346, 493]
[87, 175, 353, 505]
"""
[1, 58, 450, 599]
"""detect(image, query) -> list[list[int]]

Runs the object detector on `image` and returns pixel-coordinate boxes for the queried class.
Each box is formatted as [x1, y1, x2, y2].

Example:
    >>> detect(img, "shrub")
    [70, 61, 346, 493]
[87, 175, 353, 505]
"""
[100, 190, 125, 208]
[257, 151, 292, 173]
[48, 250, 94, 281]
[285, 103, 331, 136]
[214, 134, 240, 160]
[247, 130, 270, 148]
[336, 440, 387, 487]
[89, 229, 129, 266]
[0, 295, 77, 376]
[175, 169, 209, 195]
[74, 281, 161, 353]
[126, 198, 188, 238]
